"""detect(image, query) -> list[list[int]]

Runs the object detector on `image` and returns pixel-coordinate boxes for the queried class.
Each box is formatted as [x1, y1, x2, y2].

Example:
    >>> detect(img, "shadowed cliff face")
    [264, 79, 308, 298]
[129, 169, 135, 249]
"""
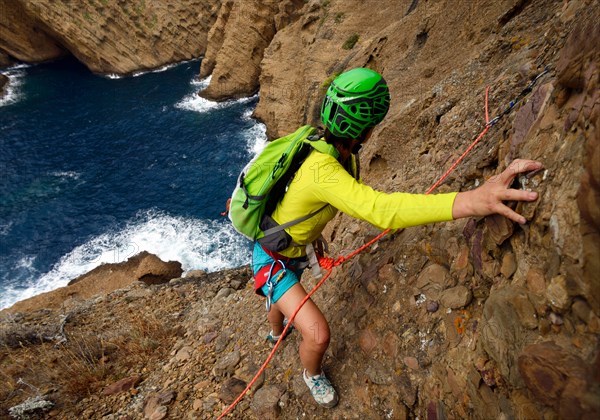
[0, 72, 7, 94]
[1, 0, 599, 418]
[0, 0, 220, 74]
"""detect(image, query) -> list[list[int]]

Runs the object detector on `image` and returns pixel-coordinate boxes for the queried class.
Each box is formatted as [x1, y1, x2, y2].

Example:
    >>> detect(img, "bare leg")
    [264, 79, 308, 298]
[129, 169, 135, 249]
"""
[267, 306, 285, 336]
[271, 283, 330, 376]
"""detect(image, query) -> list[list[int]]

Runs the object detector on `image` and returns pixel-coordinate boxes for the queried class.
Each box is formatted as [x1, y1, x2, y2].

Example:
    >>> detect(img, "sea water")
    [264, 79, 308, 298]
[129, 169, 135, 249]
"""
[0, 58, 266, 309]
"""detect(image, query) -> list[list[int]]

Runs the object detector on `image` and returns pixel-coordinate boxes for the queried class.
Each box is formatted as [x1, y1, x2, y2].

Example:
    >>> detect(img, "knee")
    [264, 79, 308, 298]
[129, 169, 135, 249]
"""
[302, 320, 330, 350]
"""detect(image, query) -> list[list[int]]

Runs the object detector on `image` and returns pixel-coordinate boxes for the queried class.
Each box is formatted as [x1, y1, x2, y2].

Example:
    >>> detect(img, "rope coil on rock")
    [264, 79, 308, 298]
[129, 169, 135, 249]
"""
[216, 68, 548, 419]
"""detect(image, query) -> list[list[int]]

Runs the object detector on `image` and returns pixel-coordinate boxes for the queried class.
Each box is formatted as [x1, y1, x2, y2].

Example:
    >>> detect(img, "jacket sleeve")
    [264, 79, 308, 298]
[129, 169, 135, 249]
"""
[310, 156, 457, 230]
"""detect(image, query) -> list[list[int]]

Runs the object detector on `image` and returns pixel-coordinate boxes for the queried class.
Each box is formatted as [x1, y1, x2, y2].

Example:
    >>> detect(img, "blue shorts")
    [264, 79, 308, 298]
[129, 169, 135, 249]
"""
[252, 242, 306, 304]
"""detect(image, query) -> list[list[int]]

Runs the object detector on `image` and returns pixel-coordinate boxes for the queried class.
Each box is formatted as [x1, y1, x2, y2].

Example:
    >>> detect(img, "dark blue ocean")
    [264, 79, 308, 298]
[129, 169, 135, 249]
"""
[0, 58, 264, 309]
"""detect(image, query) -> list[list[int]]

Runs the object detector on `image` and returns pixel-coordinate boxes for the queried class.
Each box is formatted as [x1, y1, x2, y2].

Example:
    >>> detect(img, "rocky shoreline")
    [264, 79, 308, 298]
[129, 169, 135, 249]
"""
[1, 0, 599, 418]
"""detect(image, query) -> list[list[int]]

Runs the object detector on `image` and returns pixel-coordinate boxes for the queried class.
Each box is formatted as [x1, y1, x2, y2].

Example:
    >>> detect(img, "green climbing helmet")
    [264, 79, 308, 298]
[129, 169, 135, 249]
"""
[320, 68, 390, 139]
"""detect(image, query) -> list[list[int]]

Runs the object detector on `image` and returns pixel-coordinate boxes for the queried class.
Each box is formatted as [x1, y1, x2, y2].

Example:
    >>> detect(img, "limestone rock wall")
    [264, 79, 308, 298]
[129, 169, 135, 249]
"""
[255, 0, 409, 138]
[0, 50, 14, 67]
[199, 0, 234, 79]
[0, 72, 7, 96]
[199, 0, 283, 100]
[0, 0, 67, 63]
[0, 0, 220, 74]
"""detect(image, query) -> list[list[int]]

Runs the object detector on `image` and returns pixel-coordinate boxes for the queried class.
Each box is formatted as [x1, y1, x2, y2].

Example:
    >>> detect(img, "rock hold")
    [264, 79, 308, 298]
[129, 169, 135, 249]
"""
[143, 390, 176, 420]
[102, 375, 142, 396]
[518, 342, 599, 417]
[213, 351, 241, 377]
[251, 385, 283, 419]
[480, 286, 538, 385]
[219, 377, 247, 404]
[546, 275, 571, 312]
[440, 286, 472, 309]
[366, 360, 394, 384]
[174, 346, 194, 362]
[416, 264, 456, 300]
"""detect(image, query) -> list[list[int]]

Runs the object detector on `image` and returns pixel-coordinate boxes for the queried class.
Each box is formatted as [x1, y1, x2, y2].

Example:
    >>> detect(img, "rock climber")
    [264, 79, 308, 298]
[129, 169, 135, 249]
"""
[252, 67, 543, 408]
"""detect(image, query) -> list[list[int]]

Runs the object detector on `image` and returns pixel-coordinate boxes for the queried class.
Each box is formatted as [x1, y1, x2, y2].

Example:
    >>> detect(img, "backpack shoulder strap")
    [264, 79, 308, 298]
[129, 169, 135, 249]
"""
[306, 138, 340, 160]
[262, 204, 328, 237]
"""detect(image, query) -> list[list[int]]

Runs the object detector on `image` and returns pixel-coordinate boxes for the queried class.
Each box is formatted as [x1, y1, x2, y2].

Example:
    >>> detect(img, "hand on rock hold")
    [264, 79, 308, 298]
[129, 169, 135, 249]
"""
[452, 159, 544, 224]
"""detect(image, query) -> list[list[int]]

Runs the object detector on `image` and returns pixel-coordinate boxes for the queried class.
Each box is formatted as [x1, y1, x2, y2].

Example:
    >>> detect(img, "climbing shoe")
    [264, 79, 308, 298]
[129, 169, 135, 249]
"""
[303, 369, 339, 408]
[265, 319, 294, 346]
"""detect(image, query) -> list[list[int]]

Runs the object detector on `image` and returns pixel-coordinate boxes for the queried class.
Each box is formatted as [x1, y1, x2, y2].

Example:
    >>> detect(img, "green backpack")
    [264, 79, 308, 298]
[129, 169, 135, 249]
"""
[228, 125, 331, 250]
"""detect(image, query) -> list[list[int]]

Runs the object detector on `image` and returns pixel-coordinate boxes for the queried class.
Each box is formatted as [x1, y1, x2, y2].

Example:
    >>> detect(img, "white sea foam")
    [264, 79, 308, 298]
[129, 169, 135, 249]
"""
[49, 171, 81, 180]
[104, 60, 197, 79]
[240, 107, 268, 155]
[132, 62, 181, 77]
[191, 75, 211, 89]
[244, 121, 267, 156]
[16, 256, 36, 270]
[175, 72, 267, 168]
[175, 91, 257, 114]
[0, 211, 251, 310]
[241, 108, 254, 121]
[0, 65, 29, 107]
[6, 63, 31, 70]
[175, 73, 258, 114]
[0, 220, 13, 236]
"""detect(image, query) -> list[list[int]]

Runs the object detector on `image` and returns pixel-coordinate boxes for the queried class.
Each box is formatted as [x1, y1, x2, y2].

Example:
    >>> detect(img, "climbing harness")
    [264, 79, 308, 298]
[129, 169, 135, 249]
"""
[216, 67, 549, 419]
[264, 262, 286, 312]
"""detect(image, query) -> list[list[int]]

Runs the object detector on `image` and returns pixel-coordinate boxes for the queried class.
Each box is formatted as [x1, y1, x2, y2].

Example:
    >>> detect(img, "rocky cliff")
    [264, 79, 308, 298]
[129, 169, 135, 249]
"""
[0, 72, 7, 96]
[0, 0, 220, 74]
[199, 0, 305, 100]
[1, 0, 599, 419]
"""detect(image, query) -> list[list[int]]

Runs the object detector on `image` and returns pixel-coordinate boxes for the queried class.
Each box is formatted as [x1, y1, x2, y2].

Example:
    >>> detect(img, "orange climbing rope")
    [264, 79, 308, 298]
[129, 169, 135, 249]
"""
[217, 87, 493, 419]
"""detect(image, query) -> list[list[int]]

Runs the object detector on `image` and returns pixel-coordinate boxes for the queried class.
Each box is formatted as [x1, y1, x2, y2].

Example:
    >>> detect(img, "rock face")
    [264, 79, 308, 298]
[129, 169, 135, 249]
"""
[199, 0, 278, 100]
[199, 0, 234, 79]
[0, 0, 220, 74]
[4, 252, 182, 313]
[0, 50, 13, 67]
[1, 0, 600, 419]
[255, 0, 388, 138]
[199, 0, 306, 100]
[518, 342, 600, 418]
[0, 73, 8, 96]
[0, 0, 67, 63]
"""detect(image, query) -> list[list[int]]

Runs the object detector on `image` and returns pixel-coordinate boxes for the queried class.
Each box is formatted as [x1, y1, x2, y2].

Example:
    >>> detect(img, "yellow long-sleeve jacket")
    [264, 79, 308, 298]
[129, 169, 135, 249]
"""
[271, 141, 458, 258]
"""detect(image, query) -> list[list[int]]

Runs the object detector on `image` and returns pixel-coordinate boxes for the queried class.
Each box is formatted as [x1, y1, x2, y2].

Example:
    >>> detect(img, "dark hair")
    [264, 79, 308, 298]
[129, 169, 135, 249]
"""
[324, 128, 371, 150]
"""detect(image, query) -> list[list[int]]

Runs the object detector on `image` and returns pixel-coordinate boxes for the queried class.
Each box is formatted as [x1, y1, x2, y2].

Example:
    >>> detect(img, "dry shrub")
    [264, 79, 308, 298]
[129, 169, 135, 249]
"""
[0, 309, 174, 414]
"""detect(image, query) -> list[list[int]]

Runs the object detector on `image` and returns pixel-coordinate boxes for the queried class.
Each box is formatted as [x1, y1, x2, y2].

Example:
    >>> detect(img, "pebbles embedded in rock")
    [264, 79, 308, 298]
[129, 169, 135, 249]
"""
[216, 287, 234, 299]
[426, 300, 439, 312]
[440, 286, 472, 309]
[403, 356, 420, 370]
